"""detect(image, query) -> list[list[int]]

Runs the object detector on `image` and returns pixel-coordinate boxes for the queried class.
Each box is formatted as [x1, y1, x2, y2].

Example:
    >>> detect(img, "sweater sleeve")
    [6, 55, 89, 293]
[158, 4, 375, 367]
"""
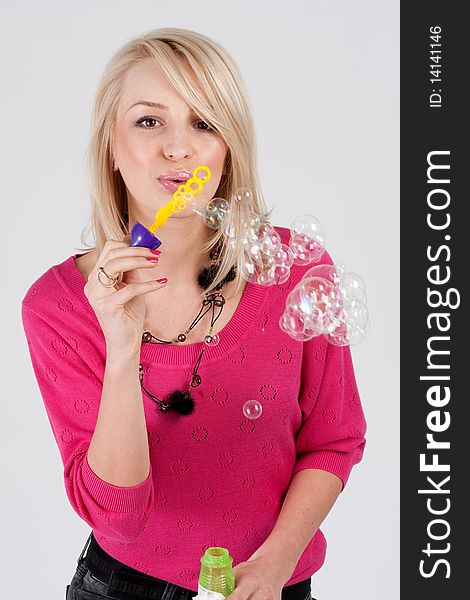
[293, 335, 367, 489]
[21, 302, 154, 542]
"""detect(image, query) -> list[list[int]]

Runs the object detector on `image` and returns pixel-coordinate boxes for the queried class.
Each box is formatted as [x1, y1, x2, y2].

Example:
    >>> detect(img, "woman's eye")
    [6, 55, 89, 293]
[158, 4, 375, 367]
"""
[196, 120, 214, 132]
[136, 116, 159, 129]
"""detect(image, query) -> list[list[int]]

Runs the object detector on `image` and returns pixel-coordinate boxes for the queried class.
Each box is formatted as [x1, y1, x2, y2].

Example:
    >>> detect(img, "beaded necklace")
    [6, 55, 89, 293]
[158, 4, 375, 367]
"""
[139, 263, 237, 415]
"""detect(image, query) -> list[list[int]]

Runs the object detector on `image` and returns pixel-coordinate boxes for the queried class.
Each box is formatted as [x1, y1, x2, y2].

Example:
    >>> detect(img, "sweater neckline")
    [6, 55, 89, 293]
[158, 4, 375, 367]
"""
[58, 253, 271, 367]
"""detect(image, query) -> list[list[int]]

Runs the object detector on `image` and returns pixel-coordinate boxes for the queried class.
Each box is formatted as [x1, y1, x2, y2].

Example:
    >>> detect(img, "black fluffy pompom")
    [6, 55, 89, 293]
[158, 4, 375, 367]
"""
[197, 265, 238, 291]
[164, 390, 195, 415]
[197, 266, 217, 291]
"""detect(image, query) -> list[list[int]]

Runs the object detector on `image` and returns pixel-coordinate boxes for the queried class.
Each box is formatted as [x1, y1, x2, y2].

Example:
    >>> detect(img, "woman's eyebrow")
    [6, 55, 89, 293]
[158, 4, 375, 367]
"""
[126, 100, 201, 117]
[126, 100, 168, 113]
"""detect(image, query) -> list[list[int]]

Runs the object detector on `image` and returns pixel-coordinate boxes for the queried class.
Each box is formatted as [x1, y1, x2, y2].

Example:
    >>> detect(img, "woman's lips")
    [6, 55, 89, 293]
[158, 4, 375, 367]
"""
[157, 179, 182, 193]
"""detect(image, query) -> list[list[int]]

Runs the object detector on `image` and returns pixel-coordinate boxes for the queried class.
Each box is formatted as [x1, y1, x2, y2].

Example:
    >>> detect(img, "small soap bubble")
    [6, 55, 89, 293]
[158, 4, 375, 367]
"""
[258, 223, 282, 251]
[243, 212, 261, 233]
[203, 197, 230, 229]
[343, 298, 369, 331]
[273, 265, 291, 284]
[204, 333, 220, 346]
[291, 214, 324, 238]
[340, 272, 367, 303]
[275, 244, 295, 268]
[279, 307, 308, 340]
[224, 222, 242, 250]
[290, 232, 325, 265]
[233, 187, 253, 206]
[243, 399, 263, 419]
[257, 267, 276, 286]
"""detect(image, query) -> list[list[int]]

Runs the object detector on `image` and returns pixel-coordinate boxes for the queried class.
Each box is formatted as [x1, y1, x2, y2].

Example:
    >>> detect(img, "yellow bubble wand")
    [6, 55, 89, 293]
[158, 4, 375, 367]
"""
[130, 165, 211, 248]
[148, 165, 211, 233]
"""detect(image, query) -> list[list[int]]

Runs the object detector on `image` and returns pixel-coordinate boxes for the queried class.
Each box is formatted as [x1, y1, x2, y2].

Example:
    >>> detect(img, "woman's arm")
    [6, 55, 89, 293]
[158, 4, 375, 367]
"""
[247, 469, 343, 580]
[87, 350, 151, 487]
[228, 469, 342, 599]
[22, 301, 154, 543]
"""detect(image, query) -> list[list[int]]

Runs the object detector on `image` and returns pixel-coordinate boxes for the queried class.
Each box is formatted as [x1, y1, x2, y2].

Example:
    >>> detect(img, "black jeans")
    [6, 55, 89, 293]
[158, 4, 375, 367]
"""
[65, 532, 315, 600]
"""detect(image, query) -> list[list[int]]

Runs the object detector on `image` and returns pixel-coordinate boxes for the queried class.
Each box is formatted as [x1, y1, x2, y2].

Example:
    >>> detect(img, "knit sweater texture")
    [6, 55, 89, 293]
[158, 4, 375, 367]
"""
[21, 225, 367, 590]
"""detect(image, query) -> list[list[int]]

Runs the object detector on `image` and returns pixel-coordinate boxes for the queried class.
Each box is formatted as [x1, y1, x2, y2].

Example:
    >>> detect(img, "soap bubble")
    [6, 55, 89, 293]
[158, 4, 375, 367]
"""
[258, 223, 282, 254]
[340, 272, 367, 303]
[290, 232, 325, 265]
[224, 222, 242, 250]
[291, 214, 324, 238]
[272, 265, 291, 284]
[290, 214, 325, 265]
[203, 197, 230, 229]
[243, 212, 262, 234]
[188, 195, 208, 216]
[243, 400, 263, 419]
[204, 333, 220, 346]
[256, 267, 276, 286]
[274, 244, 295, 268]
[233, 187, 253, 206]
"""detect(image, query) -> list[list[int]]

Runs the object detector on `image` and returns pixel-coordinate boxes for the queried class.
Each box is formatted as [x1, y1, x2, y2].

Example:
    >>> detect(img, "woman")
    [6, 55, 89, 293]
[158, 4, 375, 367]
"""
[22, 28, 367, 600]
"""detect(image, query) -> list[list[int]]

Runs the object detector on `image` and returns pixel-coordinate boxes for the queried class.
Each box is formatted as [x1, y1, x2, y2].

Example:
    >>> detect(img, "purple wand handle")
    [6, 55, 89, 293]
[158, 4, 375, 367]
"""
[130, 222, 162, 250]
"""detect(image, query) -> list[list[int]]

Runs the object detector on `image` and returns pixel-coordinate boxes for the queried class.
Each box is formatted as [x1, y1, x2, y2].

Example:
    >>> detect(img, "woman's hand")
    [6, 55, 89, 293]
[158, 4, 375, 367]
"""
[84, 236, 167, 357]
[225, 555, 290, 600]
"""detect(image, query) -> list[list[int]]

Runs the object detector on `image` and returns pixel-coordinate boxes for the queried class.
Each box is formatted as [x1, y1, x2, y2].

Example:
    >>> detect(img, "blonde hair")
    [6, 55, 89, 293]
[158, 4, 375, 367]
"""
[79, 27, 271, 297]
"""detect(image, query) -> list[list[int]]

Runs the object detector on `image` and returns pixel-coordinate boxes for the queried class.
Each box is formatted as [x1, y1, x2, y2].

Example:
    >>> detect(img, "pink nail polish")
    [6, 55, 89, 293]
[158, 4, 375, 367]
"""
[150, 249, 161, 255]
[156, 277, 168, 283]
[146, 257, 159, 263]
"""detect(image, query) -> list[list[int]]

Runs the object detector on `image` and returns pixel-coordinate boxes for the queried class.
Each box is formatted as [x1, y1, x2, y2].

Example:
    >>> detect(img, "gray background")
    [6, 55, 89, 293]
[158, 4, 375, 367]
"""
[0, 1, 399, 598]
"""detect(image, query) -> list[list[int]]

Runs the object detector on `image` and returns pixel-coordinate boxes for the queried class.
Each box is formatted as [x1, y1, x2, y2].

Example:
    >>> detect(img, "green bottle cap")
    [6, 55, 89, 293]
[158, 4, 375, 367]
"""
[201, 547, 233, 569]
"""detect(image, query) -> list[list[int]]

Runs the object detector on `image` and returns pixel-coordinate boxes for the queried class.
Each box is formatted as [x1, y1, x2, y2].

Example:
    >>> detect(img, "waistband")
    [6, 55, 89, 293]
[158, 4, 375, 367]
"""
[79, 531, 311, 598]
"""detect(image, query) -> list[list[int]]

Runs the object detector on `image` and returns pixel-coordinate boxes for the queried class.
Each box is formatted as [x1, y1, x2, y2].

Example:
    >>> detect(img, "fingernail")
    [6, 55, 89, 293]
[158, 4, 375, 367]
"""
[146, 257, 159, 263]
[150, 249, 161, 255]
[156, 277, 167, 283]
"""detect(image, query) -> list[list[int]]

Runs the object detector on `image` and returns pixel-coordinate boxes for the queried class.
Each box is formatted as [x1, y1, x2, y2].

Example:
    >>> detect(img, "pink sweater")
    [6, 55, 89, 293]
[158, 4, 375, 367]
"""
[21, 225, 366, 590]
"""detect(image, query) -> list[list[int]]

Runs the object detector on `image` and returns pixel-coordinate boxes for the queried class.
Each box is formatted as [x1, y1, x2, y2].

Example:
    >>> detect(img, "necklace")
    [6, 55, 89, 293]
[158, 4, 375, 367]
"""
[139, 263, 237, 416]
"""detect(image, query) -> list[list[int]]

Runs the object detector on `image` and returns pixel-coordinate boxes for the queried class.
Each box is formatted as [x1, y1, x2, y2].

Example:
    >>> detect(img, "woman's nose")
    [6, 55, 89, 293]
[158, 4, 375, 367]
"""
[165, 148, 191, 160]
[162, 131, 193, 161]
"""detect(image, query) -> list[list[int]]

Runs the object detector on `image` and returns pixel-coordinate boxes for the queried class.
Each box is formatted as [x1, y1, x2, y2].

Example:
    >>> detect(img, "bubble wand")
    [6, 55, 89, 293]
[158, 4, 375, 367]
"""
[129, 165, 211, 249]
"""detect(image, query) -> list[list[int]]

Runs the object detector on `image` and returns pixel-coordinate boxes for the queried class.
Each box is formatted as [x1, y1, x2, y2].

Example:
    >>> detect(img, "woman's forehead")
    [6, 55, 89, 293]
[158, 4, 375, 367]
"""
[120, 58, 205, 107]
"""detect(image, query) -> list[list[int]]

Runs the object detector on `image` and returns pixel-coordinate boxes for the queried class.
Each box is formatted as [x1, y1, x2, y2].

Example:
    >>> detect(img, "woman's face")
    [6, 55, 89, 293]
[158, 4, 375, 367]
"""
[113, 58, 228, 221]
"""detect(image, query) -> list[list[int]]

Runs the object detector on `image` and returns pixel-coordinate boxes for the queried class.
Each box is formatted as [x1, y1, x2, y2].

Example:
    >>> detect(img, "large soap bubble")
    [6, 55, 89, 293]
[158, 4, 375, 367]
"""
[203, 197, 230, 229]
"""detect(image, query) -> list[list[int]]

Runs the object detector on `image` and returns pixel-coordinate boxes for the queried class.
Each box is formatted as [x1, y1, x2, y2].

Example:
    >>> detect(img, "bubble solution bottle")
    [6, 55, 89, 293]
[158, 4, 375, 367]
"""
[195, 547, 235, 599]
